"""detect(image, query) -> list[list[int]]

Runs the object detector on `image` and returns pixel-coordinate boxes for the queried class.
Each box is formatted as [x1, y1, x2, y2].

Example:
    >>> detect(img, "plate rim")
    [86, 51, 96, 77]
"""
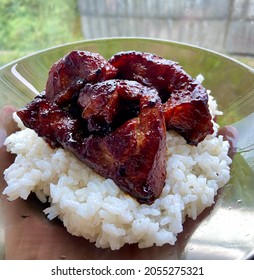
[1, 37, 254, 74]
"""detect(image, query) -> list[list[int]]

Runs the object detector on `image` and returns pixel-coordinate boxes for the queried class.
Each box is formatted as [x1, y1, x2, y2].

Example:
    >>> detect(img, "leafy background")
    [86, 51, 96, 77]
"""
[0, 0, 83, 66]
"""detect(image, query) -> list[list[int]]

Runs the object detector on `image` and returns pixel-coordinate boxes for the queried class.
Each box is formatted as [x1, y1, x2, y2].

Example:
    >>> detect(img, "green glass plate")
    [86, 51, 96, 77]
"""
[0, 38, 254, 260]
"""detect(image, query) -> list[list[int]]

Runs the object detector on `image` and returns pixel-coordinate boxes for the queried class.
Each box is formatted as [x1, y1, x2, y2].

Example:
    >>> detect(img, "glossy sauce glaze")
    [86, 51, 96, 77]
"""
[16, 50, 214, 204]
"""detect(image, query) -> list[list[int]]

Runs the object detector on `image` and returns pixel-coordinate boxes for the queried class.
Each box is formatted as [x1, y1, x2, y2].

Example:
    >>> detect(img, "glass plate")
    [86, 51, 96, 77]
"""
[1, 38, 254, 260]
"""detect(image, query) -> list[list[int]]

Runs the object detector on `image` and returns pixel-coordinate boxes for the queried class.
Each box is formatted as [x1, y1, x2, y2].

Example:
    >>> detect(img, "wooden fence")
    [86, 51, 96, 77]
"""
[78, 0, 254, 55]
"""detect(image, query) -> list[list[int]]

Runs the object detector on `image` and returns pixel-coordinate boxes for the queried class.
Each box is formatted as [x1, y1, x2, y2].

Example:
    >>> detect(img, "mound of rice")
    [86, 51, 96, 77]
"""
[2, 94, 231, 250]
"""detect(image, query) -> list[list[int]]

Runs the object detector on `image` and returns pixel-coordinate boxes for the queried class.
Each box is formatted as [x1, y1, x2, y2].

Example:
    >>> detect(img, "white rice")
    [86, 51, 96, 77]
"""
[2, 93, 232, 250]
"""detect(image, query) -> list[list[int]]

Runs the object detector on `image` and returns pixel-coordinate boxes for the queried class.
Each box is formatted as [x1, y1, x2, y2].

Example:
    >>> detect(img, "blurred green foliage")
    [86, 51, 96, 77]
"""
[0, 0, 253, 68]
[0, 0, 84, 66]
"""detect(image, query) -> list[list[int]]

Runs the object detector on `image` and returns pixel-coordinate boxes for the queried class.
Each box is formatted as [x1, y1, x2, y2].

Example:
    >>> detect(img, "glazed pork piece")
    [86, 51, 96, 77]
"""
[109, 51, 214, 145]
[78, 79, 159, 133]
[45, 50, 117, 105]
[16, 50, 214, 204]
